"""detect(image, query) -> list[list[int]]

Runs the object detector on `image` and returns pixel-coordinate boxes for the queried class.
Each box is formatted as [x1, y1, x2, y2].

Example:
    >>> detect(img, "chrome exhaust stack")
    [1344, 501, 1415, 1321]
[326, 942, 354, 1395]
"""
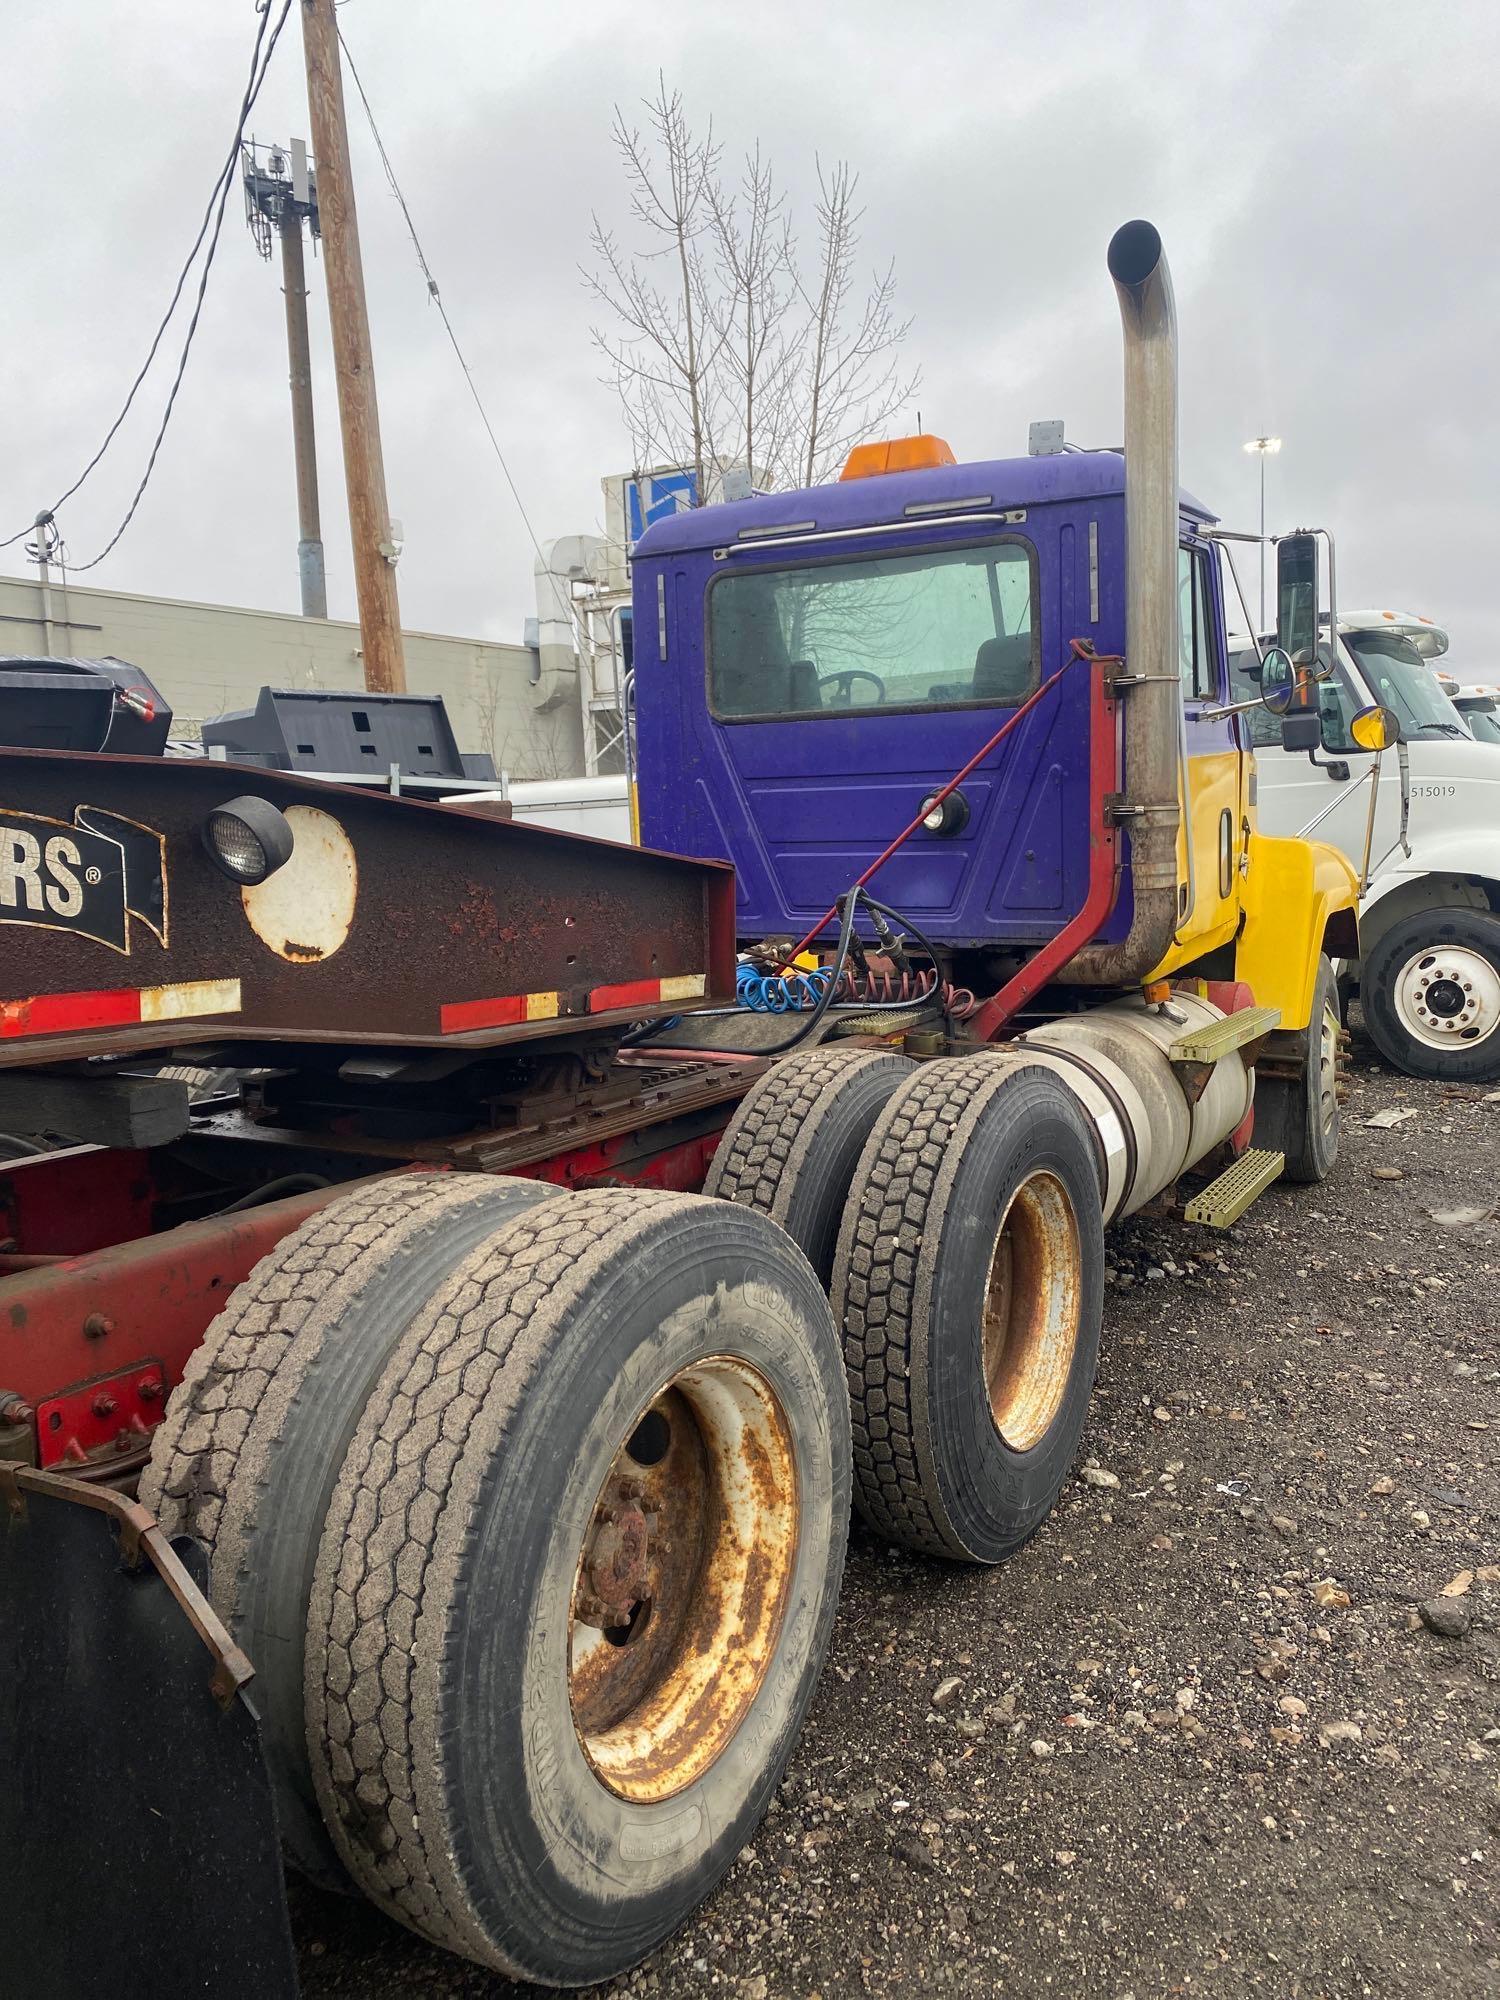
[1065, 219, 1183, 985]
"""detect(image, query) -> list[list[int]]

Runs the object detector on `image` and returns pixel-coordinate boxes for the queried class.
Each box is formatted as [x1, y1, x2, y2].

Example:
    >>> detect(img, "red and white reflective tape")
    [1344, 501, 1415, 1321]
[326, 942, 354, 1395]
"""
[0, 977, 242, 1040]
[439, 971, 705, 1036]
[589, 972, 706, 1014]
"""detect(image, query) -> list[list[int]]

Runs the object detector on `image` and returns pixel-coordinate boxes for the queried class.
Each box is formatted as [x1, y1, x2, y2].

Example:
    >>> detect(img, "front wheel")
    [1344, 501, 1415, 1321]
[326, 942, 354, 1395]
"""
[1362, 908, 1500, 1082]
[1255, 953, 1341, 1184]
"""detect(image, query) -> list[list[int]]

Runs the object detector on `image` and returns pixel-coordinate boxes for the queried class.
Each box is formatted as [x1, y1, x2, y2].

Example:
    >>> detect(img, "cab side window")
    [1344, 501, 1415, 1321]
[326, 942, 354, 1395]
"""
[1177, 547, 1216, 702]
[1311, 645, 1363, 753]
[1229, 646, 1283, 747]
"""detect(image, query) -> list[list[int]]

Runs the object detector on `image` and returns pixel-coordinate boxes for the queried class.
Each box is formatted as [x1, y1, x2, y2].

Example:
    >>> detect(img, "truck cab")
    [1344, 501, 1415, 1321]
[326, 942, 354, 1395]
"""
[1230, 609, 1500, 1079]
[632, 438, 1358, 1151]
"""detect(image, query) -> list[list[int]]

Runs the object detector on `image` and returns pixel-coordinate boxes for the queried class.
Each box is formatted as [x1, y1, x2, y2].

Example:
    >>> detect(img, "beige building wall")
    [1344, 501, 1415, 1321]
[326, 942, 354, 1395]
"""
[0, 571, 584, 778]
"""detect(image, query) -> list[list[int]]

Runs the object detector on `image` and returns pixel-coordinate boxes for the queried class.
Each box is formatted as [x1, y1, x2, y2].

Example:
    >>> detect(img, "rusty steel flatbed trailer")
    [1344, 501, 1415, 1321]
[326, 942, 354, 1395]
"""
[1, 746, 782, 1994]
[0, 747, 735, 1058]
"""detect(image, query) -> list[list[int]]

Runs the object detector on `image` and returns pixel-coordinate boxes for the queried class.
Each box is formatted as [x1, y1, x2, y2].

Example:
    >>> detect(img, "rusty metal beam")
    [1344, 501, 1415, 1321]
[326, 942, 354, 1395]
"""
[0, 749, 735, 1063]
[0, 1177, 362, 1418]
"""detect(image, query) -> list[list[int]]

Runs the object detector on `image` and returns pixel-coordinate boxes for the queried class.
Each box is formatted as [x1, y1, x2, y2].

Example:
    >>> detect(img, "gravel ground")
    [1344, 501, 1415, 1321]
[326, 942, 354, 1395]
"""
[292, 1029, 1499, 1999]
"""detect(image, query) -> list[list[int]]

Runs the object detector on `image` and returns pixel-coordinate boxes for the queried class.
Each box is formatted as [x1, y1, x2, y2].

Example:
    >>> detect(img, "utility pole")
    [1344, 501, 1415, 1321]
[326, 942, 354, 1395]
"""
[28, 513, 56, 658]
[1243, 434, 1282, 635]
[245, 138, 328, 618]
[299, 0, 406, 692]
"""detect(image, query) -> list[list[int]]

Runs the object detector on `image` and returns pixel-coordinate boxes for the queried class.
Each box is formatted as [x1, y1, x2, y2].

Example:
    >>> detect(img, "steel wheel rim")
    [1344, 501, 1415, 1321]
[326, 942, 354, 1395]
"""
[981, 1170, 1082, 1452]
[1315, 995, 1340, 1139]
[1393, 945, 1500, 1050]
[569, 1355, 798, 1804]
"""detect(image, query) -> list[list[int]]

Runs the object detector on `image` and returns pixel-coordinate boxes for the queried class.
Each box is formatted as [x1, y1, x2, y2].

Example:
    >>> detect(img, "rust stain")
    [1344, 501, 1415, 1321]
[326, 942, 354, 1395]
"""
[279, 939, 325, 963]
[983, 1169, 1083, 1452]
[568, 1354, 799, 1804]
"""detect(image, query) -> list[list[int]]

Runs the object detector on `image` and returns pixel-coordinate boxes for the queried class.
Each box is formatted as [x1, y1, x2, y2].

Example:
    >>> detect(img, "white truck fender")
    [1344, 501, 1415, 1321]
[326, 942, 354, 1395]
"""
[1359, 831, 1500, 952]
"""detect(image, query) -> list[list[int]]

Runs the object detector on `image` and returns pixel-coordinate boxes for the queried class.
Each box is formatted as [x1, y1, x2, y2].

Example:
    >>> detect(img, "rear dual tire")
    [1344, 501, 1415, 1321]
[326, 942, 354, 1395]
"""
[141, 1172, 558, 1887]
[704, 1045, 915, 1284]
[708, 1048, 1107, 1567]
[307, 1190, 849, 1986]
[831, 1058, 1104, 1564]
[144, 1179, 849, 1989]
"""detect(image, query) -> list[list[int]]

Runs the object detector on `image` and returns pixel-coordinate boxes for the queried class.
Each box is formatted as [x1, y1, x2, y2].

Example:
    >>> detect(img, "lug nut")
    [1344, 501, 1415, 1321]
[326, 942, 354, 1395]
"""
[91, 1392, 118, 1419]
[136, 1377, 161, 1402]
[0, 1398, 34, 1428]
[83, 1313, 114, 1341]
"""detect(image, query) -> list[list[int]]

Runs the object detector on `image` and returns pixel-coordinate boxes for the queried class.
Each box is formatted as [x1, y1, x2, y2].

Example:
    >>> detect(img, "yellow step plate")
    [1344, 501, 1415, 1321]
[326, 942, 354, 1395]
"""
[1184, 1147, 1285, 1228]
[1169, 1005, 1281, 1065]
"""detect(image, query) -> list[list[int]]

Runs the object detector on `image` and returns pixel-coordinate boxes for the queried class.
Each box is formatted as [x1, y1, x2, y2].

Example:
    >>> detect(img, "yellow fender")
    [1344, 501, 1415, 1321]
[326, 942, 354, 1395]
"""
[1237, 830, 1360, 1033]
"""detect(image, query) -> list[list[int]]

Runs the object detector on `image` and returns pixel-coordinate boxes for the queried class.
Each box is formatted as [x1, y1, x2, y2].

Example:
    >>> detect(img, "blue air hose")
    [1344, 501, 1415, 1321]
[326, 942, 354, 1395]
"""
[735, 961, 836, 1013]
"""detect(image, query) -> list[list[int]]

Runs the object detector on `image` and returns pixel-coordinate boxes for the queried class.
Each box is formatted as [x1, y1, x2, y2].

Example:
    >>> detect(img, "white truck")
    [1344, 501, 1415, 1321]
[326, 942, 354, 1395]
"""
[1227, 598, 1500, 1081]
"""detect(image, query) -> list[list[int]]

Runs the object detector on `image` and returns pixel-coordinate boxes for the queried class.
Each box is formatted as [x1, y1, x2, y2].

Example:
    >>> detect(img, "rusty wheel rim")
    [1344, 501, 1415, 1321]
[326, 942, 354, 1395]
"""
[981, 1171, 1082, 1452]
[569, 1355, 798, 1804]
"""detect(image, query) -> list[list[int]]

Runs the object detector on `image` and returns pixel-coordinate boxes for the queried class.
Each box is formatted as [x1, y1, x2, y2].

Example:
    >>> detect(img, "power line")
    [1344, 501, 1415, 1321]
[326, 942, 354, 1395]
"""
[68, 0, 295, 572]
[336, 24, 548, 567]
[2, 0, 278, 549]
[2, 0, 293, 560]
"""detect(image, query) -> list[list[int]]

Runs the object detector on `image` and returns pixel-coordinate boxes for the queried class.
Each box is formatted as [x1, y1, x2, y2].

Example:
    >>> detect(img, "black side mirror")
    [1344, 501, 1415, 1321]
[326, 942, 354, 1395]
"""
[1280, 711, 1322, 754]
[1276, 534, 1319, 668]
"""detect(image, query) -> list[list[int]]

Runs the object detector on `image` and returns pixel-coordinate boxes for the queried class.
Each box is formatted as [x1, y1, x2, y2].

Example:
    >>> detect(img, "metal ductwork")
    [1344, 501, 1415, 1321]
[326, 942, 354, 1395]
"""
[531, 535, 605, 713]
[1064, 219, 1183, 985]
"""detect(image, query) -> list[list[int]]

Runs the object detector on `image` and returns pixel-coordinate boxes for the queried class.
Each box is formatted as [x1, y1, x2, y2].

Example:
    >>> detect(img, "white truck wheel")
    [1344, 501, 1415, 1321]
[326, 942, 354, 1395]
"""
[1364, 909, 1500, 1082]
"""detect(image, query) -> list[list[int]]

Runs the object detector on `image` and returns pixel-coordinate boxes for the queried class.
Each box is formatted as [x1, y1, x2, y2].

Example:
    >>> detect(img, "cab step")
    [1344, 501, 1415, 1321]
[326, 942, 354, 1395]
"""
[1183, 1147, 1285, 1229]
[1168, 1004, 1281, 1066]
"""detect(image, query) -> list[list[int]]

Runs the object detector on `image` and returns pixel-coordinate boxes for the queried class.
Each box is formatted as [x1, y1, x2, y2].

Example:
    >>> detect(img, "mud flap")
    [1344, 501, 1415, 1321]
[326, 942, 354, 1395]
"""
[0, 1469, 297, 1999]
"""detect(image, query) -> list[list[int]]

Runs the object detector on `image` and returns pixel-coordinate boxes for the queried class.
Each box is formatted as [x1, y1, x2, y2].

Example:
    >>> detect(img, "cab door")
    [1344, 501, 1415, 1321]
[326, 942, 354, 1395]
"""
[1177, 542, 1242, 948]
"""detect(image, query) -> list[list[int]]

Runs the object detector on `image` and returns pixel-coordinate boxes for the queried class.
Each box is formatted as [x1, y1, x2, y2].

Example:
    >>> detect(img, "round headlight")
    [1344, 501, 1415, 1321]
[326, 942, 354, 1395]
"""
[918, 788, 971, 838]
[202, 796, 295, 885]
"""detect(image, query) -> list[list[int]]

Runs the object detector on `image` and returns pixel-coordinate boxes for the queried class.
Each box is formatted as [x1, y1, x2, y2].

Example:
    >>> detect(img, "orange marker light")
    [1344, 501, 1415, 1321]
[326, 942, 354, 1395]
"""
[839, 434, 957, 480]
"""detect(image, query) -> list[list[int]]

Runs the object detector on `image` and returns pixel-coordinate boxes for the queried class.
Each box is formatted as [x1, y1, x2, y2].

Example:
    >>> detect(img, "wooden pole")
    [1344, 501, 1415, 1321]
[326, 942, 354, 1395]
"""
[299, 0, 406, 691]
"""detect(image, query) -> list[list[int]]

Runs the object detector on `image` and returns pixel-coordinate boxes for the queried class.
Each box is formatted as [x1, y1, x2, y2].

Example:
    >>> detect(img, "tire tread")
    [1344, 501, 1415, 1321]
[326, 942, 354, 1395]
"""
[304, 1188, 719, 1970]
[832, 1057, 1015, 1560]
[141, 1173, 522, 1611]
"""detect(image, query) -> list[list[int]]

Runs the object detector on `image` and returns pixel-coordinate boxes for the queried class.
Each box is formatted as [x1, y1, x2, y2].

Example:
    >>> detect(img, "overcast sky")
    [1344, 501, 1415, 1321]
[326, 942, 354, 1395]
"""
[4, 1, 1496, 667]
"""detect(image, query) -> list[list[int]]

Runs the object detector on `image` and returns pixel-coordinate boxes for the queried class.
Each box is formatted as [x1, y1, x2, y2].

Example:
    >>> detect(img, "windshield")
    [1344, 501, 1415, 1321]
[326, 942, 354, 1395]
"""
[1343, 630, 1468, 740]
[707, 537, 1037, 719]
[1458, 702, 1500, 746]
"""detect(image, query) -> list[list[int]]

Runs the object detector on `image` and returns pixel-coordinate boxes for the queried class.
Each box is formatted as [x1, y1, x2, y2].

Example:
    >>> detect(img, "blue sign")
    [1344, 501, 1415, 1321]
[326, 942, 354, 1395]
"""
[627, 469, 698, 541]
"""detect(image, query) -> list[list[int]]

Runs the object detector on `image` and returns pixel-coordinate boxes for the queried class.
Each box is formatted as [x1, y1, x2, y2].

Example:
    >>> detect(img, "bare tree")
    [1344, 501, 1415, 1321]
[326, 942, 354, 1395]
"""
[795, 161, 915, 488]
[471, 661, 581, 781]
[585, 84, 726, 503]
[493, 714, 580, 783]
[704, 145, 797, 488]
[586, 80, 917, 500]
